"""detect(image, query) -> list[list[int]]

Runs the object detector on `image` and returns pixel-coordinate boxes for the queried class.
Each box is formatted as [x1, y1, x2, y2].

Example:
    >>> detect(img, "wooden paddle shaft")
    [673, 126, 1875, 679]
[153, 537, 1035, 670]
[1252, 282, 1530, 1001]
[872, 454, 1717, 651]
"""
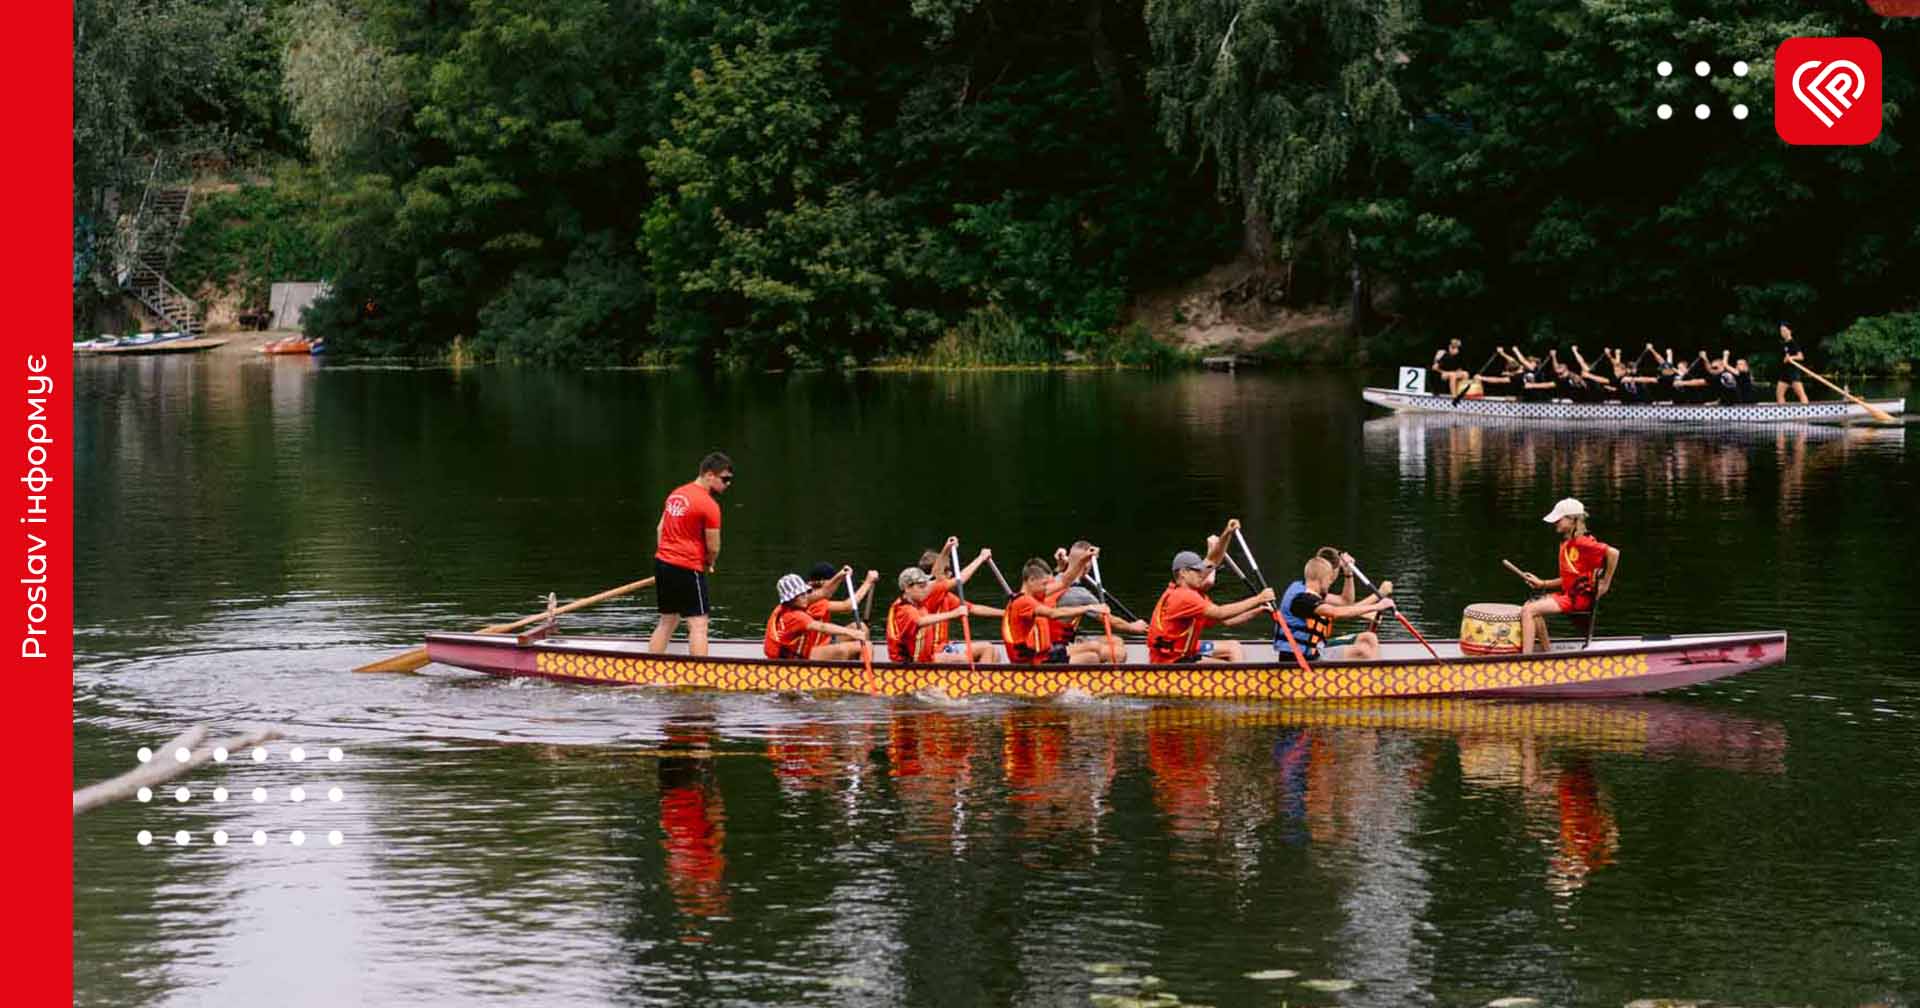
[352, 576, 656, 673]
[1789, 359, 1894, 422]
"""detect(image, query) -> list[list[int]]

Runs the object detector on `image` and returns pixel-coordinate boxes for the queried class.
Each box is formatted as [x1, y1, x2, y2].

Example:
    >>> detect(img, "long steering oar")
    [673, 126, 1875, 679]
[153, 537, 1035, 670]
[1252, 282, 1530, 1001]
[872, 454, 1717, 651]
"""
[1224, 531, 1313, 676]
[1345, 559, 1441, 662]
[353, 576, 655, 673]
[1789, 359, 1895, 422]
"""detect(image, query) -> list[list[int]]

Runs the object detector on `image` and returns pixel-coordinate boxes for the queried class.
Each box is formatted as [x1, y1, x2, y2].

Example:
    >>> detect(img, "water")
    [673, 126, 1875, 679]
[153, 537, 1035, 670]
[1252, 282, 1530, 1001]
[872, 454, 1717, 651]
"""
[73, 355, 1920, 1006]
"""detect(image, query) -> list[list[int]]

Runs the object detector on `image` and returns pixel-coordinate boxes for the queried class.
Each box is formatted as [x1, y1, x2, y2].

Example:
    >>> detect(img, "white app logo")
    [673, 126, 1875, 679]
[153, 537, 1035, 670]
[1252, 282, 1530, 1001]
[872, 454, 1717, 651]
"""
[1791, 59, 1867, 127]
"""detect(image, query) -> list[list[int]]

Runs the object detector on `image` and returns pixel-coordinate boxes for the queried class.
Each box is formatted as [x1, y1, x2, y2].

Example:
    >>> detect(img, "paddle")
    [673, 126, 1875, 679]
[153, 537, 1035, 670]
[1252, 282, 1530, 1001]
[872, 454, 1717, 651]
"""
[1081, 554, 1142, 624]
[352, 576, 655, 673]
[841, 566, 874, 681]
[1454, 350, 1501, 404]
[1088, 554, 1121, 660]
[952, 543, 978, 672]
[1226, 529, 1313, 676]
[1789, 359, 1895, 422]
[1344, 558, 1440, 662]
[986, 555, 1016, 600]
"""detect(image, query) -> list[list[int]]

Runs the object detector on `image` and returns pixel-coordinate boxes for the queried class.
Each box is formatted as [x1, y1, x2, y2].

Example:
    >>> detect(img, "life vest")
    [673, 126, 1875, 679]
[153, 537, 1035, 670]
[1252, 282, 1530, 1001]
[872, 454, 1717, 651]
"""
[1277, 580, 1335, 654]
[1146, 584, 1207, 663]
[886, 596, 919, 664]
[764, 604, 811, 660]
[1002, 591, 1053, 663]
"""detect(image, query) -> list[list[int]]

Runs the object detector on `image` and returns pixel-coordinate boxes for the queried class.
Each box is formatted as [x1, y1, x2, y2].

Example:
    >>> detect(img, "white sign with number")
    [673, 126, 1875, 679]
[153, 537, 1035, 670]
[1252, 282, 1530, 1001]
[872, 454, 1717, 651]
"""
[1398, 367, 1426, 394]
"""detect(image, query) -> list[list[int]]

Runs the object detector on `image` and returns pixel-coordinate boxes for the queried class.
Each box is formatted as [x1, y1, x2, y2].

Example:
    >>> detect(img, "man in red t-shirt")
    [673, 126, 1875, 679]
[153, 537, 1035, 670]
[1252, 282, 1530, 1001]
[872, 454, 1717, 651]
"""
[1146, 549, 1274, 663]
[648, 451, 733, 657]
[1517, 498, 1621, 652]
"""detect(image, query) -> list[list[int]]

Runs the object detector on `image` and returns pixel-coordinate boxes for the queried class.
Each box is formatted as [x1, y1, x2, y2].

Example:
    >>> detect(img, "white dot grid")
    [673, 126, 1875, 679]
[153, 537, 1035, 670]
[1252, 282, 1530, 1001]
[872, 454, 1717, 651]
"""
[132, 743, 351, 849]
[1654, 58, 1756, 122]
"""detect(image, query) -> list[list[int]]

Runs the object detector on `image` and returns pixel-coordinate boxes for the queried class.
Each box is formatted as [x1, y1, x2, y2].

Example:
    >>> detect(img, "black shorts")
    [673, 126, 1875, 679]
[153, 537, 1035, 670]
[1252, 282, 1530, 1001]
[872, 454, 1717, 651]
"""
[654, 559, 711, 617]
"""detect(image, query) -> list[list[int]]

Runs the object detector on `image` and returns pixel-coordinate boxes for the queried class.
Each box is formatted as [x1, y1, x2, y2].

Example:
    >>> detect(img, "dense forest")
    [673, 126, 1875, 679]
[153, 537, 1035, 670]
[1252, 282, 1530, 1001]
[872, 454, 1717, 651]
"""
[74, 0, 1920, 369]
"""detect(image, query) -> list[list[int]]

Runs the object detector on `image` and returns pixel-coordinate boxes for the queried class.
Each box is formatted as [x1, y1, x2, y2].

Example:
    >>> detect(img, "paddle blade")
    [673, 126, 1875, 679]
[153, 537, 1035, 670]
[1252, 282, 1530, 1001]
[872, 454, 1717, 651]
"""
[353, 647, 430, 674]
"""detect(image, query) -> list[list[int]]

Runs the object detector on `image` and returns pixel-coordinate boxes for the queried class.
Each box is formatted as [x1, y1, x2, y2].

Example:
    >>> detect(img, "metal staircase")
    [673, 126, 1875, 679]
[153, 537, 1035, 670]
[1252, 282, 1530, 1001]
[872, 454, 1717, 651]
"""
[119, 161, 203, 336]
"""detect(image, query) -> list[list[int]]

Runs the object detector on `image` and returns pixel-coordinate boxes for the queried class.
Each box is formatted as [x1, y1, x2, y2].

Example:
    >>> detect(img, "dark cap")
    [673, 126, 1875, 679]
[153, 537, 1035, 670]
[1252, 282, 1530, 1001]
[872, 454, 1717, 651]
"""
[806, 562, 837, 583]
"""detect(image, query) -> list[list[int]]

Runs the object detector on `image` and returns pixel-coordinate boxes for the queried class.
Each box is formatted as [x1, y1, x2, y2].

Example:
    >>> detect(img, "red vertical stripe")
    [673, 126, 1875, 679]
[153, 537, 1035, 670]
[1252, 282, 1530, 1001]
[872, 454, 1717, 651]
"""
[5, 3, 73, 1001]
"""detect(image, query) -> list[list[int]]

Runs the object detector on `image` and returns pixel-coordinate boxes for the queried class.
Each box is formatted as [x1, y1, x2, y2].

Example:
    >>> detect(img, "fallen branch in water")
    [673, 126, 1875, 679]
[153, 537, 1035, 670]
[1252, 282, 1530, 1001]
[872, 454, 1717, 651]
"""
[72, 725, 283, 816]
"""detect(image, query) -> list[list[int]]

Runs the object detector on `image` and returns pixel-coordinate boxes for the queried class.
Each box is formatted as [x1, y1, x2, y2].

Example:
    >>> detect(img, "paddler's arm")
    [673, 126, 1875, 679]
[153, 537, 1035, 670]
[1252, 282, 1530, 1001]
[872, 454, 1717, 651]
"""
[955, 548, 991, 585]
[1598, 546, 1620, 597]
[1052, 546, 1097, 592]
[851, 570, 879, 608]
[934, 537, 957, 578]
[1317, 597, 1394, 621]
[1203, 519, 1240, 567]
[807, 619, 868, 640]
[1202, 587, 1275, 623]
[965, 602, 1004, 618]
[705, 528, 721, 572]
[1032, 602, 1108, 620]
[823, 567, 862, 613]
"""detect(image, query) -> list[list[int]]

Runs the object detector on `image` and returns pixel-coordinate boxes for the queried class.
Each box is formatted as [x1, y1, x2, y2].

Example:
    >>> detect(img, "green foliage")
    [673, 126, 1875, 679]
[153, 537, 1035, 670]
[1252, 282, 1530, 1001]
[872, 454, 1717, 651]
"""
[1826, 313, 1920, 377]
[1146, 0, 1413, 258]
[279, 0, 408, 168]
[1346, 0, 1920, 353]
[475, 233, 655, 365]
[85, 0, 1919, 369]
[168, 164, 341, 307]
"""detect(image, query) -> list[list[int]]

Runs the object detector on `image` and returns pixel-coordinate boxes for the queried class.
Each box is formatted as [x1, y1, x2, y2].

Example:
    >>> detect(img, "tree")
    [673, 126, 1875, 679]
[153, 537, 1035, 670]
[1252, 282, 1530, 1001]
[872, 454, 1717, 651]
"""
[280, 0, 408, 169]
[1145, 0, 1413, 272]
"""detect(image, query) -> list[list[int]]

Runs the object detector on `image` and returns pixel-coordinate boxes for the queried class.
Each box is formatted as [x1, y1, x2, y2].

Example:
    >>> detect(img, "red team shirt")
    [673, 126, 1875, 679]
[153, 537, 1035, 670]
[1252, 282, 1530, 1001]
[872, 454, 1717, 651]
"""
[1147, 584, 1212, 663]
[1554, 534, 1610, 613]
[656, 481, 721, 571]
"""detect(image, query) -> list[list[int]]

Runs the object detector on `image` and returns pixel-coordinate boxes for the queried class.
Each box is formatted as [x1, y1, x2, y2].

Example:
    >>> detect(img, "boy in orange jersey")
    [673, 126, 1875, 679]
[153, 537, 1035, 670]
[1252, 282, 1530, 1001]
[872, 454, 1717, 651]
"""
[1146, 550, 1274, 663]
[1001, 556, 1108, 664]
[888, 567, 1003, 664]
[765, 574, 871, 660]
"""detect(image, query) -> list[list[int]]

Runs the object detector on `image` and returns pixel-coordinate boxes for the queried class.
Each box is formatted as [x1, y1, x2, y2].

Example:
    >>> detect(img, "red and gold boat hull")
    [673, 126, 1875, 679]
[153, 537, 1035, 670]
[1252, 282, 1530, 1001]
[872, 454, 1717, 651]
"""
[421, 631, 1787, 702]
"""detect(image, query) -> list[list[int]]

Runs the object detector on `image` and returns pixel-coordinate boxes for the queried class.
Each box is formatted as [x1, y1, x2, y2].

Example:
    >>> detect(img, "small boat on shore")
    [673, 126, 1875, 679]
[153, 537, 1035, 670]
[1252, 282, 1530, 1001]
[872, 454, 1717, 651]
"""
[259, 336, 316, 355]
[422, 629, 1787, 701]
[1362, 387, 1904, 425]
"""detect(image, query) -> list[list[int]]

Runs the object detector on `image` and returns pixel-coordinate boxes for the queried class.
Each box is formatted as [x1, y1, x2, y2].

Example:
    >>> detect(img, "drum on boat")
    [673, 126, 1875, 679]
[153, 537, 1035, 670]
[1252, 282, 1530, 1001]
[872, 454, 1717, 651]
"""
[1459, 602, 1523, 655]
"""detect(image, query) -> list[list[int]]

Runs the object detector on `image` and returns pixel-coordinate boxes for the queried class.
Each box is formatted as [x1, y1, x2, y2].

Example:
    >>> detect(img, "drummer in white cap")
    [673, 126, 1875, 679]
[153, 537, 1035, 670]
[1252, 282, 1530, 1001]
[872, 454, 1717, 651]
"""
[1516, 498, 1620, 653]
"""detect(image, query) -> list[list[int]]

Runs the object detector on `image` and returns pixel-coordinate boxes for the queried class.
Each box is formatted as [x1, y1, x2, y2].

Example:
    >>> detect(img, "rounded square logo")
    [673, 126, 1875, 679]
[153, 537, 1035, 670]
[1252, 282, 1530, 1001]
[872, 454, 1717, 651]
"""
[1775, 37, 1882, 145]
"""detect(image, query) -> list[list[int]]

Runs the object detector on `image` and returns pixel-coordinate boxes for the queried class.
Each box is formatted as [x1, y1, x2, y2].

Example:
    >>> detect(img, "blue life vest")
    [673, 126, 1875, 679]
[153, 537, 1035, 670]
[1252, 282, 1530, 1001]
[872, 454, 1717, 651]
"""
[1276, 580, 1333, 656]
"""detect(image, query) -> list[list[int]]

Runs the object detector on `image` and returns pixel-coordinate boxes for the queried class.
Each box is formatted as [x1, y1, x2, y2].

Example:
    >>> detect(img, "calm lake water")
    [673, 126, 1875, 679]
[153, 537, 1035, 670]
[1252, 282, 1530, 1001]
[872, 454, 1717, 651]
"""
[73, 355, 1920, 1007]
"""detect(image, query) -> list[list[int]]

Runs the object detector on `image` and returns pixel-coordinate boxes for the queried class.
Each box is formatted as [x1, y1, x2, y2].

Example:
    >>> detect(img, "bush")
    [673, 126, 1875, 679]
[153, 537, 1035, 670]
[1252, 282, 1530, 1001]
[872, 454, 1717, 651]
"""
[168, 164, 340, 310]
[1825, 312, 1920, 377]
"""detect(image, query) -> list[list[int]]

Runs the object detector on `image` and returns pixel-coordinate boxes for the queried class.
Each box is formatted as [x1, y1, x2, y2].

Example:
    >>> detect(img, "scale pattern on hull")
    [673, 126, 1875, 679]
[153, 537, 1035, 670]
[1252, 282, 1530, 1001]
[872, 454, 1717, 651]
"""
[531, 648, 1654, 699]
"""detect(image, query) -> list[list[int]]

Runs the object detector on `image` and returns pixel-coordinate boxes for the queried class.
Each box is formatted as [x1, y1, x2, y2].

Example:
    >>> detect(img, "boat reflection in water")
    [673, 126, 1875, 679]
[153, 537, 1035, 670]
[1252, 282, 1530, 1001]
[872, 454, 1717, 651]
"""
[645, 699, 1785, 943]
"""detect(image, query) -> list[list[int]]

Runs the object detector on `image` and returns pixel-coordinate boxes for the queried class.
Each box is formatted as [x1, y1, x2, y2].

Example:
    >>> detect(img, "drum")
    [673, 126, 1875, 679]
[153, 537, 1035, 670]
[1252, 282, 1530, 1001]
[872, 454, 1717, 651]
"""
[1459, 602, 1523, 655]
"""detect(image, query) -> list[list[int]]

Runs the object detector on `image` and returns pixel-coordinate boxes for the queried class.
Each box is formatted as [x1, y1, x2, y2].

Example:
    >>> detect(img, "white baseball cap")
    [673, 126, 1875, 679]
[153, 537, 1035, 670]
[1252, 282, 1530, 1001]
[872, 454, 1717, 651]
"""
[1542, 498, 1587, 523]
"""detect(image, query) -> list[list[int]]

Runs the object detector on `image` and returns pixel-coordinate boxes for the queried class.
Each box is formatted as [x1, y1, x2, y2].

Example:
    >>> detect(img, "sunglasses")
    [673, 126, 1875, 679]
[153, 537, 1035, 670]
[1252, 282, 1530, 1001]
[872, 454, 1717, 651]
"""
[718, 473, 735, 484]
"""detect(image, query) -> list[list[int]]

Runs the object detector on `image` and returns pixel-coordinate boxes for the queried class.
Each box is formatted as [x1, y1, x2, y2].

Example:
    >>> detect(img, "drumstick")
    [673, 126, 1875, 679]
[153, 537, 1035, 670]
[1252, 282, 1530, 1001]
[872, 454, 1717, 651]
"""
[1501, 559, 1528, 581]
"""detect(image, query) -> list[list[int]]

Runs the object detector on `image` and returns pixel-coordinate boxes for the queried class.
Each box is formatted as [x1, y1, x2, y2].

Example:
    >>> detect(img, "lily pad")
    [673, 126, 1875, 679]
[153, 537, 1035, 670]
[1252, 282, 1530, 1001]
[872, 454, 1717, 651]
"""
[1244, 969, 1299, 981]
[1300, 978, 1357, 992]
